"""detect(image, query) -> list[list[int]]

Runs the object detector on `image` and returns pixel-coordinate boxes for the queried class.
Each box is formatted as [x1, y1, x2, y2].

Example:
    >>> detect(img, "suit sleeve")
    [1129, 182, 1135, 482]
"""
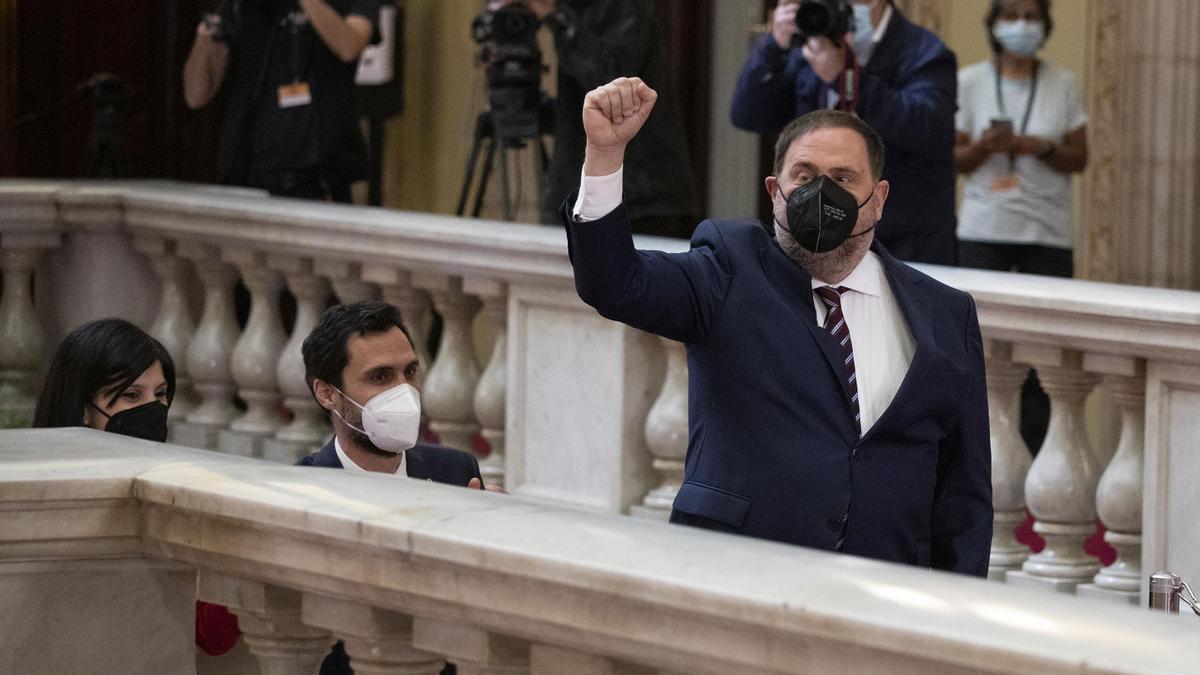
[930, 294, 993, 576]
[854, 42, 957, 154]
[564, 198, 732, 344]
[731, 35, 820, 134]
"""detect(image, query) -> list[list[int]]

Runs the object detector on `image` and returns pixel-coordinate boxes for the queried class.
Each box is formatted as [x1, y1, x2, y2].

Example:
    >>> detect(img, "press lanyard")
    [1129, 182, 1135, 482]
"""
[286, 11, 310, 84]
[994, 59, 1039, 172]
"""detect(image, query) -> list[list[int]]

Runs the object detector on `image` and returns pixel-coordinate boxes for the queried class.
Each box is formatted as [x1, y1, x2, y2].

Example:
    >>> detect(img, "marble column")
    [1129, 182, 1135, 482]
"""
[177, 245, 241, 450]
[468, 280, 507, 487]
[135, 237, 198, 429]
[1080, 0, 1200, 289]
[219, 253, 287, 457]
[413, 617, 529, 675]
[1078, 358, 1146, 605]
[630, 337, 688, 521]
[983, 341, 1034, 581]
[263, 256, 331, 463]
[375, 269, 434, 376]
[422, 277, 482, 453]
[200, 574, 331, 675]
[1008, 348, 1102, 592]
[319, 260, 380, 305]
[0, 245, 53, 425]
[304, 594, 444, 675]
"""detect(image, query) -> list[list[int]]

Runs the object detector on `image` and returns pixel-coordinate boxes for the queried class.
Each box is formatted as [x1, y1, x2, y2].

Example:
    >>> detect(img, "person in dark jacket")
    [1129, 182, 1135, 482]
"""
[297, 301, 484, 674]
[731, 0, 958, 265]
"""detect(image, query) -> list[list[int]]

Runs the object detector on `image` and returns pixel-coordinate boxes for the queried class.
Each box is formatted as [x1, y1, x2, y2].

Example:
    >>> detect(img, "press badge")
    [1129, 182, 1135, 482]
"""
[990, 174, 1020, 192]
[278, 82, 312, 108]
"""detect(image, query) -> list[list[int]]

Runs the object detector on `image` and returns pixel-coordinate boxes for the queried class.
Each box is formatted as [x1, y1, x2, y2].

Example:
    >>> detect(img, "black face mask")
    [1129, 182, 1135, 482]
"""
[777, 176, 876, 253]
[93, 401, 170, 443]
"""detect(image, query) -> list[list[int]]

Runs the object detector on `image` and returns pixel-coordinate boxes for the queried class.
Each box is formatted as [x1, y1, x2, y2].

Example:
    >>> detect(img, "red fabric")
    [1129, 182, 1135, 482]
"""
[195, 601, 241, 656]
[1014, 511, 1117, 566]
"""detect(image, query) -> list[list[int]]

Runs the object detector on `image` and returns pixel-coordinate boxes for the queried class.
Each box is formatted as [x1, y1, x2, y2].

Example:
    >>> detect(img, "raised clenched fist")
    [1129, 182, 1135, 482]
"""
[582, 77, 658, 151]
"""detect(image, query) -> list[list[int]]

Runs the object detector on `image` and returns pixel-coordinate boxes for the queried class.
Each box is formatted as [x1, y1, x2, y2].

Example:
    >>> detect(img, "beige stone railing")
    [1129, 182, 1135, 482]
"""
[4, 429, 1200, 674]
[2, 179, 1200, 616]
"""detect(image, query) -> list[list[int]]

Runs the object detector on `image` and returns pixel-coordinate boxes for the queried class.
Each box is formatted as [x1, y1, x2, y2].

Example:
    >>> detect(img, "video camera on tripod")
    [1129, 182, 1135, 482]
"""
[470, 2, 553, 144]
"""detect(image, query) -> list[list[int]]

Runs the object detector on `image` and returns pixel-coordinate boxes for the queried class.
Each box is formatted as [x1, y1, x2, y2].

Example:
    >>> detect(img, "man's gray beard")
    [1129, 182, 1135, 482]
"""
[774, 221, 871, 284]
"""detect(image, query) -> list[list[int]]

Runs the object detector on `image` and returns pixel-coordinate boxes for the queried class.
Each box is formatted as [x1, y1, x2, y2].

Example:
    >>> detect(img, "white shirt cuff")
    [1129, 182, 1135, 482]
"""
[572, 166, 624, 222]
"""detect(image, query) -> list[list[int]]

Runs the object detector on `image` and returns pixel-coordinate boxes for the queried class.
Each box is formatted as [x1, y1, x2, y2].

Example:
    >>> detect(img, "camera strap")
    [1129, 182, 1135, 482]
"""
[993, 58, 1040, 172]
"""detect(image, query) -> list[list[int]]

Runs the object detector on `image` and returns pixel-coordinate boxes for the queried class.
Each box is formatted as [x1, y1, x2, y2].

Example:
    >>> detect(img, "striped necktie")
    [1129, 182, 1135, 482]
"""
[815, 285, 858, 552]
[814, 286, 860, 434]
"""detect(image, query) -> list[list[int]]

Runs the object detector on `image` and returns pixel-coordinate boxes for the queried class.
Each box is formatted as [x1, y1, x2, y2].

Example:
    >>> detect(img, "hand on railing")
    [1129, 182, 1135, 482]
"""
[468, 477, 508, 493]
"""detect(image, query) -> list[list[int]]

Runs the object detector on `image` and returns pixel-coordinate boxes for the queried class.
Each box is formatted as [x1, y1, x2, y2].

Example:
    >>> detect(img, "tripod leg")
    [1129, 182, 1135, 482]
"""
[457, 114, 488, 216]
[499, 144, 513, 221]
[473, 136, 498, 218]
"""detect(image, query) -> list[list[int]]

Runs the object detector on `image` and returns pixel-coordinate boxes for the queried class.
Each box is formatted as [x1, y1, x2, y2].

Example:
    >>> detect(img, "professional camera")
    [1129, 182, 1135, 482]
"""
[794, 0, 854, 43]
[471, 2, 546, 142]
[203, 0, 295, 44]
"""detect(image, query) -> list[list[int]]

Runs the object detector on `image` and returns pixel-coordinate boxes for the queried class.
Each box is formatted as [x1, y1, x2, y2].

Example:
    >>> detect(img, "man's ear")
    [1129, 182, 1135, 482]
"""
[872, 179, 890, 219]
[312, 378, 339, 414]
[764, 175, 778, 199]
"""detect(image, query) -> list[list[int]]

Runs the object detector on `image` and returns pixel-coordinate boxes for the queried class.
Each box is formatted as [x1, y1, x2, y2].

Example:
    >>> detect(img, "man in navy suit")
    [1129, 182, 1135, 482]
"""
[565, 77, 990, 575]
[297, 301, 483, 675]
[731, 0, 958, 265]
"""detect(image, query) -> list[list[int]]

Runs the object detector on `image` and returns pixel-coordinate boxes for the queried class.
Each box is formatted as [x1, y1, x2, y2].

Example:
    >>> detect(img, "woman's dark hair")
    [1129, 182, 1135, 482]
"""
[33, 319, 176, 428]
[986, 0, 1053, 53]
[302, 301, 414, 397]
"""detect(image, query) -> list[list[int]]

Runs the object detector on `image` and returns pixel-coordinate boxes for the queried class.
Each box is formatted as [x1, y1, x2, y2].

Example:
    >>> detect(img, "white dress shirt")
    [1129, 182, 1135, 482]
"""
[334, 437, 407, 476]
[573, 170, 915, 433]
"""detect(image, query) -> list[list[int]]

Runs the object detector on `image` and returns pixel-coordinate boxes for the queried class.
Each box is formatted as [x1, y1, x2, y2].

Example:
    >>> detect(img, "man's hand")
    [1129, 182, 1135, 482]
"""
[801, 35, 848, 84]
[581, 77, 656, 176]
[771, 1, 800, 49]
[1010, 134, 1052, 157]
[467, 477, 508, 493]
[486, 0, 554, 20]
[977, 126, 1014, 156]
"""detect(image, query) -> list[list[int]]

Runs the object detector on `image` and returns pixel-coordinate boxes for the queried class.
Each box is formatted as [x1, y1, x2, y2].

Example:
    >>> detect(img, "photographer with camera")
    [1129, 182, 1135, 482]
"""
[483, 0, 697, 237]
[731, 0, 958, 265]
[183, 0, 379, 202]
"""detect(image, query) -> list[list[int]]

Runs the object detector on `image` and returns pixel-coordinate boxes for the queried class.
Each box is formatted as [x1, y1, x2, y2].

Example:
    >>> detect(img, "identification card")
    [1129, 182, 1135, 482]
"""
[990, 174, 1020, 192]
[277, 82, 312, 108]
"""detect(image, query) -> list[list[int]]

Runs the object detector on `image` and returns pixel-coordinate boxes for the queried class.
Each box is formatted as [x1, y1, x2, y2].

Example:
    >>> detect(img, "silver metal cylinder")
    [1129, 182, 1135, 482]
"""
[1149, 571, 1181, 613]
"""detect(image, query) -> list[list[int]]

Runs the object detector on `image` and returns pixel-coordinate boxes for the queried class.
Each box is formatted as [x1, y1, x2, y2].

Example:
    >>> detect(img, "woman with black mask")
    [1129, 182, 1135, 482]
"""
[34, 318, 175, 442]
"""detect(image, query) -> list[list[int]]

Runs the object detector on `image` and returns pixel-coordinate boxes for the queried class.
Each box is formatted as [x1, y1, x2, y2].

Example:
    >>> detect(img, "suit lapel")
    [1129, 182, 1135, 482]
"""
[759, 240, 860, 439]
[861, 242, 937, 442]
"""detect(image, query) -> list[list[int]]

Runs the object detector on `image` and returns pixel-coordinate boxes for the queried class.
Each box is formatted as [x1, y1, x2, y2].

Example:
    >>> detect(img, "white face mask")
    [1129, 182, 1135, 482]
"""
[994, 20, 1044, 58]
[332, 383, 422, 453]
[851, 2, 876, 54]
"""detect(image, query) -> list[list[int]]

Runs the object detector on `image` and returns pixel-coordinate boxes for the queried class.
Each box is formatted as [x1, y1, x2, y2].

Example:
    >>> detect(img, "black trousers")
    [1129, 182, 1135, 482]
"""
[958, 240, 1074, 455]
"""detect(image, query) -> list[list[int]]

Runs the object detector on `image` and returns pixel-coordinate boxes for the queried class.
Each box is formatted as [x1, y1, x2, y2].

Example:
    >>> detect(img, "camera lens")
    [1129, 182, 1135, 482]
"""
[795, 2, 833, 37]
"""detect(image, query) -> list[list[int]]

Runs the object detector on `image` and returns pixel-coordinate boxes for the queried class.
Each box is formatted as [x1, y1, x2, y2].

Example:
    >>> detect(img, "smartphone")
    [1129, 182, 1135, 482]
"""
[989, 117, 1013, 134]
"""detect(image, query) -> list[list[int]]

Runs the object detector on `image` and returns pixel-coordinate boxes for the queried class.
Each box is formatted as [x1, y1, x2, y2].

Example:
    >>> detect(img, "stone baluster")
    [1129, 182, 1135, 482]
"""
[1007, 347, 1102, 592]
[370, 268, 434, 375]
[134, 237, 198, 427]
[176, 244, 241, 449]
[319, 260, 380, 305]
[983, 341, 1034, 581]
[421, 276, 482, 453]
[529, 645, 646, 675]
[263, 255, 331, 463]
[0, 238, 56, 425]
[413, 617, 529, 675]
[467, 279, 507, 487]
[199, 573, 332, 675]
[304, 594, 444, 674]
[219, 251, 287, 457]
[630, 337, 688, 520]
[1077, 356, 1145, 605]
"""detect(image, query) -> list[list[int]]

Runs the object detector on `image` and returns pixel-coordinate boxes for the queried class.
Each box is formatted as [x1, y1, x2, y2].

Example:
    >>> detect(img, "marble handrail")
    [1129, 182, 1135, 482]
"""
[3, 429, 1199, 674]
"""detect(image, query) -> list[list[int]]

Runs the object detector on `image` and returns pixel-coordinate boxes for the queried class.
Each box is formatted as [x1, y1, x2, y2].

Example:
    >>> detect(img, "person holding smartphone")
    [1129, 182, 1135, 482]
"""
[953, 0, 1087, 278]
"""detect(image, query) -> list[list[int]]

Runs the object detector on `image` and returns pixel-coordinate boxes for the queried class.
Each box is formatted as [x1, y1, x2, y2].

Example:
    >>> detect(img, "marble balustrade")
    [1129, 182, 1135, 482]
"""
[4, 429, 1200, 674]
[2, 180, 1200, 611]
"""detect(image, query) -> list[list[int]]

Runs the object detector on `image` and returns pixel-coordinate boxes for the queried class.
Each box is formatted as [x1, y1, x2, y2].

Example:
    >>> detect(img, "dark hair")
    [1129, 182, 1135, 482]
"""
[773, 109, 886, 180]
[33, 318, 176, 428]
[302, 301, 414, 398]
[986, 0, 1053, 53]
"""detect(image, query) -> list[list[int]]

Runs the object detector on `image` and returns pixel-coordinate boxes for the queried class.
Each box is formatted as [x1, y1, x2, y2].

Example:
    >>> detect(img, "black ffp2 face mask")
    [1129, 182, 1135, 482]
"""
[777, 176, 876, 253]
[93, 400, 170, 443]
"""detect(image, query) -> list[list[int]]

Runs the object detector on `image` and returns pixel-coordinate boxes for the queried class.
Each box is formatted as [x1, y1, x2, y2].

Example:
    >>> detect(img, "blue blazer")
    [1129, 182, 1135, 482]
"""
[297, 439, 482, 486]
[731, 10, 958, 265]
[566, 203, 991, 576]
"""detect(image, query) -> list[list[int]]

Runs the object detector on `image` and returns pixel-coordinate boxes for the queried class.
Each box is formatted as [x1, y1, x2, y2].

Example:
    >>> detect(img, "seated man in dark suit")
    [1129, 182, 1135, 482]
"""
[565, 77, 991, 576]
[298, 301, 484, 674]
